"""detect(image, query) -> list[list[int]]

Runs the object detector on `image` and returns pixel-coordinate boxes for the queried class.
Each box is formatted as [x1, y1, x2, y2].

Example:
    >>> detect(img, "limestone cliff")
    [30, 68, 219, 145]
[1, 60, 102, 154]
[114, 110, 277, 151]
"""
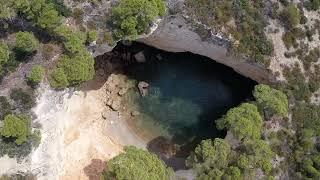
[139, 15, 274, 83]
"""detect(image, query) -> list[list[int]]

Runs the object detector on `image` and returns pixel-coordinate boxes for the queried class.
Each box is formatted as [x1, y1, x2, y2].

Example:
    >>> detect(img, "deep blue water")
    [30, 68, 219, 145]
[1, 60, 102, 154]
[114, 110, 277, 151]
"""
[121, 43, 256, 147]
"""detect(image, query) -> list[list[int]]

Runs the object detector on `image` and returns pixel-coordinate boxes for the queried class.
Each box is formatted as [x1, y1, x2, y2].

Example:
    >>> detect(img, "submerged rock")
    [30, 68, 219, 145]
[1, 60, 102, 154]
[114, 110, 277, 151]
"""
[138, 81, 149, 97]
[131, 111, 140, 116]
[118, 88, 128, 96]
[134, 51, 146, 63]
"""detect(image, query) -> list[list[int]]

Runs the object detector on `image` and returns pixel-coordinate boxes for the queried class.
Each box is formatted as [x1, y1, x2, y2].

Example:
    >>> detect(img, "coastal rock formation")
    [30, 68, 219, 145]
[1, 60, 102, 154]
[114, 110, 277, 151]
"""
[138, 81, 150, 97]
[139, 15, 274, 83]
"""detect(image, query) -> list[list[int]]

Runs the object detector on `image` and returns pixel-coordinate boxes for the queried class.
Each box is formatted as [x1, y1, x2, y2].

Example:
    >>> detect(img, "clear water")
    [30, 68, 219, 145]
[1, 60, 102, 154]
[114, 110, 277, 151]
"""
[121, 43, 256, 147]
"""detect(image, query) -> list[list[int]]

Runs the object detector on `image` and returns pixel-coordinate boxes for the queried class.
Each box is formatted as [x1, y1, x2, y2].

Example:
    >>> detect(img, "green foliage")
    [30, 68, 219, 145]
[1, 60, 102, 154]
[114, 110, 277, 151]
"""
[15, 31, 40, 54]
[36, 4, 62, 30]
[305, 0, 320, 11]
[0, 41, 10, 71]
[87, 30, 98, 43]
[281, 4, 301, 28]
[13, 0, 63, 31]
[186, 139, 231, 173]
[28, 65, 45, 85]
[49, 68, 69, 88]
[54, 25, 87, 54]
[216, 103, 263, 140]
[0, 114, 30, 145]
[244, 139, 274, 173]
[185, 0, 273, 66]
[292, 102, 320, 136]
[253, 84, 289, 118]
[0, 1, 16, 19]
[111, 0, 166, 39]
[187, 138, 274, 179]
[57, 51, 95, 86]
[102, 146, 173, 180]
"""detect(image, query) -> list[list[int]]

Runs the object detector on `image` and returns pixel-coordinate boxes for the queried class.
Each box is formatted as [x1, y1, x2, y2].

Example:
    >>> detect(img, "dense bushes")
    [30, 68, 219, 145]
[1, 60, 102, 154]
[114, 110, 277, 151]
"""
[185, 0, 274, 66]
[187, 138, 274, 179]
[253, 84, 289, 118]
[0, 41, 10, 72]
[15, 32, 40, 54]
[1, 114, 30, 145]
[101, 146, 173, 180]
[28, 65, 45, 86]
[216, 103, 263, 140]
[280, 4, 301, 28]
[110, 0, 166, 39]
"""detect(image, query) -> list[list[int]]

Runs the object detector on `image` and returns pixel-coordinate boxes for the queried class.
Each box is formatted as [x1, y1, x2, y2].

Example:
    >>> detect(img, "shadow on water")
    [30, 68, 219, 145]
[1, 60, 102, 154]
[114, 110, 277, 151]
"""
[113, 42, 256, 170]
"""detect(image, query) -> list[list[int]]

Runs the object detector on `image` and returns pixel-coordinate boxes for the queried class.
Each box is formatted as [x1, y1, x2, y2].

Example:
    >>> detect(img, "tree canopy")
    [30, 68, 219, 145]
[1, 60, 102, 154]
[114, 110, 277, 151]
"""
[56, 51, 94, 86]
[1, 114, 30, 145]
[253, 84, 289, 118]
[28, 65, 45, 85]
[101, 146, 173, 180]
[111, 0, 166, 39]
[216, 103, 263, 141]
[0, 41, 10, 71]
[15, 31, 40, 54]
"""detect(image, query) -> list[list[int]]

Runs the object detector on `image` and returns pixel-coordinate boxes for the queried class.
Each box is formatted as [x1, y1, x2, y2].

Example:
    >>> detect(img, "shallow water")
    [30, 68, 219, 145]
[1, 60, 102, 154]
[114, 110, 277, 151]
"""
[121, 43, 256, 147]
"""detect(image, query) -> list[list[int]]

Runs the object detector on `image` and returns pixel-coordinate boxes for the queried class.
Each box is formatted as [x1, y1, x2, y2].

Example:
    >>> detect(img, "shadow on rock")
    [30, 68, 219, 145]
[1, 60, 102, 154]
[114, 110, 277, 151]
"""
[83, 159, 106, 180]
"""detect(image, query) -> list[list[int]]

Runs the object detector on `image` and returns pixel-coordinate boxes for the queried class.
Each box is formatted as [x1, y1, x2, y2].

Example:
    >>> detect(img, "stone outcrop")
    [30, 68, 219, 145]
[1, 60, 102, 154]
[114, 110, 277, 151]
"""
[139, 15, 274, 83]
[138, 81, 150, 97]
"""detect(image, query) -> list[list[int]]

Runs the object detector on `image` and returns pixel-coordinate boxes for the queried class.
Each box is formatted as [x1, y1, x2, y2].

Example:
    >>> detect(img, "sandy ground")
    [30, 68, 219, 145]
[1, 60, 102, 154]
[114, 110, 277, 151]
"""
[0, 74, 147, 179]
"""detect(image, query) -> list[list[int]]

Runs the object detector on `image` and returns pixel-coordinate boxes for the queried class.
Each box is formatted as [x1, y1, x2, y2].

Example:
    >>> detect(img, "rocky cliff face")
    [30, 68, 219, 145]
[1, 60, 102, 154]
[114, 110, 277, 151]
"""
[67, 0, 275, 83]
[139, 15, 274, 83]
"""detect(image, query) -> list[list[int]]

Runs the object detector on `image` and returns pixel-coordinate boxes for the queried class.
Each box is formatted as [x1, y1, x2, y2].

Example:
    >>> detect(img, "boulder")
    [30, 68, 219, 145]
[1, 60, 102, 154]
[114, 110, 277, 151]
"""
[110, 100, 121, 111]
[118, 88, 128, 96]
[131, 111, 140, 116]
[138, 81, 149, 96]
[101, 112, 108, 119]
[134, 51, 146, 63]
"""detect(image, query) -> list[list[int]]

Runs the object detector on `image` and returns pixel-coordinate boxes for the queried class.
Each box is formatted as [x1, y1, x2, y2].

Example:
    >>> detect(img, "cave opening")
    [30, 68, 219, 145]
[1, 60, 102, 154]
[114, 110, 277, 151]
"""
[98, 42, 257, 169]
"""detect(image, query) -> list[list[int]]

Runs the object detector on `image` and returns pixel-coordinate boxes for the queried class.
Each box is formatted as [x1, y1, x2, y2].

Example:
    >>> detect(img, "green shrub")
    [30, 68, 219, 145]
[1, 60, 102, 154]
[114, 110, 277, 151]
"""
[305, 0, 320, 11]
[49, 68, 69, 88]
[28, 65, 45, 86]
[111, 0, 166, 39]
[1, 114, 30, 145]
[15, 31, 40, 54]
[216, 103, 263, 141]
[101, 146, 173, 180]
[281, 4, 301, 28]
[86, 30, 98, 43]
[57, 51, 95, 85]
[253, 84, 289, 118]
[0, 41, 10, 71]
[54, 25, 87, 54]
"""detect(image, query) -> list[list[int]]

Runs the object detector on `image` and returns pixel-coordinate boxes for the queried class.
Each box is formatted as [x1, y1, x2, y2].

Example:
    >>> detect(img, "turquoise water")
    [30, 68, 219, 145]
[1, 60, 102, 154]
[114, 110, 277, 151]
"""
[121, 43, 256, 147]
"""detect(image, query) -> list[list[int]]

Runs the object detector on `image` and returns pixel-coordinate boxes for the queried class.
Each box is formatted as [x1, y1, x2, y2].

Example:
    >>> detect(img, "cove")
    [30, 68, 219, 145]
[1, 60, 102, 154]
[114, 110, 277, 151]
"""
[115, 42, 256, 154]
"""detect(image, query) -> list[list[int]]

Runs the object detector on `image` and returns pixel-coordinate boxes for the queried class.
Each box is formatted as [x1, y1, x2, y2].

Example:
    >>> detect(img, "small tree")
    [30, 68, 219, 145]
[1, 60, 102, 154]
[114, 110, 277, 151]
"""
[111, 0, 166, 39]
[0, 41, 10, 71]
[281, 4, 301, 28]
[15, 31, 40, 54]
[28, 65, 45, 85]
[1, 114, 30, 145]
[216, 103, 263, 141]
[57, 51, 95, 85]
[49, 68, 69, 88]
[253, 84, 289, 118]
[102, 146, 173, 180]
